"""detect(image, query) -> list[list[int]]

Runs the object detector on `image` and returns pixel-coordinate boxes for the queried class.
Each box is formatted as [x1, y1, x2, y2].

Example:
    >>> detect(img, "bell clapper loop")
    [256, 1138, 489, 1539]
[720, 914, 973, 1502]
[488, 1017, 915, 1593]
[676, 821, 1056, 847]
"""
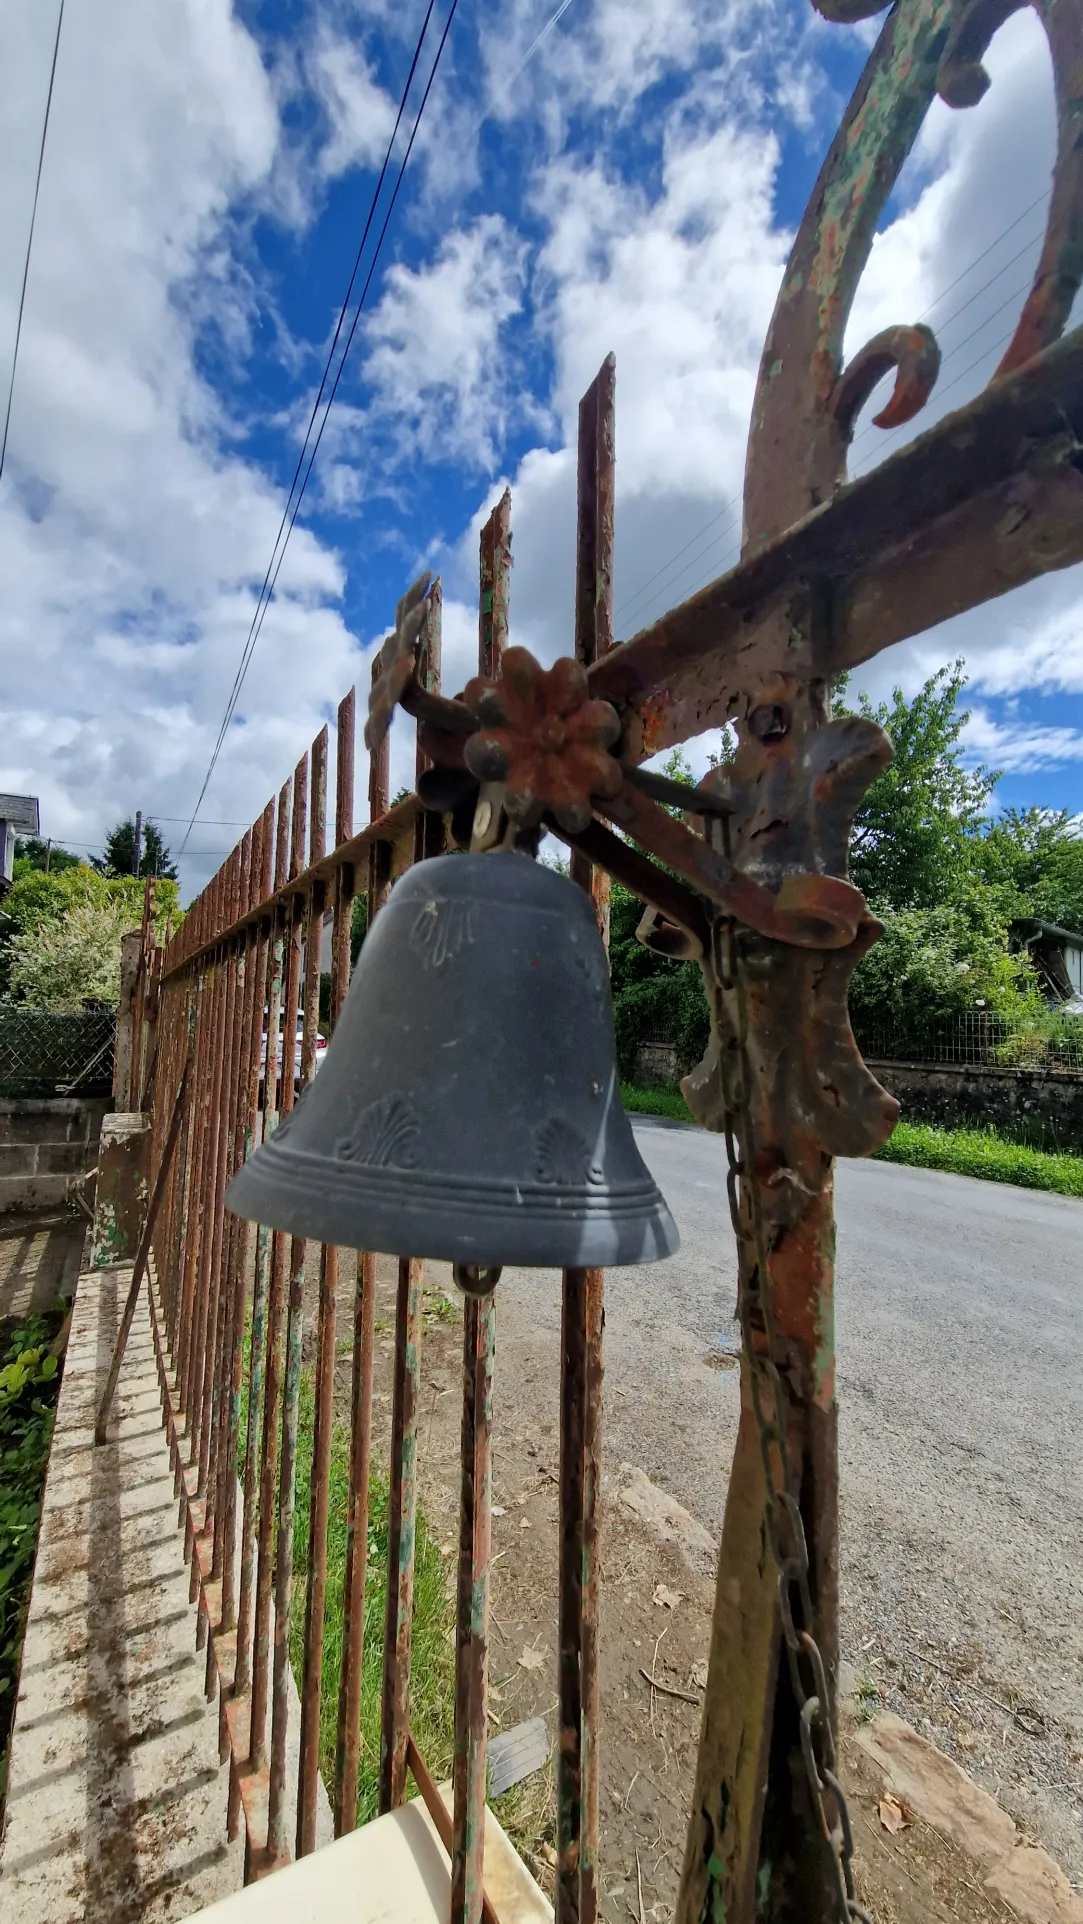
[453, 1263, 503, 1297]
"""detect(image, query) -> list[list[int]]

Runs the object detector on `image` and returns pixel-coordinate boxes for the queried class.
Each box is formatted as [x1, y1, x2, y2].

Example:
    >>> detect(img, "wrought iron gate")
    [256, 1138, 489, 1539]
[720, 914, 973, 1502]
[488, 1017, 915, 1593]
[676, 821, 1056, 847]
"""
[128, 2, 1083, 1917]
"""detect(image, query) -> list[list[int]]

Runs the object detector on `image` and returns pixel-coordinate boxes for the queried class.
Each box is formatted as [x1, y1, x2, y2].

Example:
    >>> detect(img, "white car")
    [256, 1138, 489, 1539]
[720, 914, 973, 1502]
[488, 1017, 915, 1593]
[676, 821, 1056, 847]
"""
[260, 1011, 327, 1086]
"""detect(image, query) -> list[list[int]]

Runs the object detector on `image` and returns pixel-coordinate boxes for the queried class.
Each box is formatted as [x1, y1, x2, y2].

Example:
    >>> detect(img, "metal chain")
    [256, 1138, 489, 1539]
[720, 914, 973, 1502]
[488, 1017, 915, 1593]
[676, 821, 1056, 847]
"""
[710, 887, 873, 1924]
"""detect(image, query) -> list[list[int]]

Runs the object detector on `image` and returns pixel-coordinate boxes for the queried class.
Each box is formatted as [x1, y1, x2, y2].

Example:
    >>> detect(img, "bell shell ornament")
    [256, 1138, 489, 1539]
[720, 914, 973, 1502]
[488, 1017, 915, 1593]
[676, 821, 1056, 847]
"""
[225, 851, 678, 1273]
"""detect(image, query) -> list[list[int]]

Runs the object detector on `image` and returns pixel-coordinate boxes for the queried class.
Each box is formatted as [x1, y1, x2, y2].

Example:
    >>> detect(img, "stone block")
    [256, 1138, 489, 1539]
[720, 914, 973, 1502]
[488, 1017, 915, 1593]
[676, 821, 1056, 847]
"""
[36, 1140, 91, 1177]
[0, 1144, 38, 1177]
[0, 1174, 69, 1214]
[91, 1112, 150, 1265]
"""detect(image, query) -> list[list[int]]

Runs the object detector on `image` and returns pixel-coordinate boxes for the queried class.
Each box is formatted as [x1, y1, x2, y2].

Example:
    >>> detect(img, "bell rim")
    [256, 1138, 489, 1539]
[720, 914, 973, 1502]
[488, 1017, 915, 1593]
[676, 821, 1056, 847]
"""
[228, 1140, 671, 1218]
[225, 1149, 679, 1268]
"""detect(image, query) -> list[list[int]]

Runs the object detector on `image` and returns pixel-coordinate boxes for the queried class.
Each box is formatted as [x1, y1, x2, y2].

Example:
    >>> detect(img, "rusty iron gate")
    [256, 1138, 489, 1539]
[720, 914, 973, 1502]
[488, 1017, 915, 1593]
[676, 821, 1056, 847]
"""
[124, 2, 1083, 1917]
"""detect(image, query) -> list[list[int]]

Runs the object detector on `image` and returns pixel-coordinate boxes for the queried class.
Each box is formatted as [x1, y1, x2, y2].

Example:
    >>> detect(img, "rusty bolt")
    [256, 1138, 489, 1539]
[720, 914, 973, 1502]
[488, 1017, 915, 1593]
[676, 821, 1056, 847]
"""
[748, 702, 790, 742]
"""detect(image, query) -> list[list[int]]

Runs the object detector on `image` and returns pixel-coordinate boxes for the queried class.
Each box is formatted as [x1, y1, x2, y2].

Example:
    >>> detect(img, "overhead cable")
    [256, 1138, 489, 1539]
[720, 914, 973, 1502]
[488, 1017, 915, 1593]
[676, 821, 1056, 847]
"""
[1, 0, 65, 484]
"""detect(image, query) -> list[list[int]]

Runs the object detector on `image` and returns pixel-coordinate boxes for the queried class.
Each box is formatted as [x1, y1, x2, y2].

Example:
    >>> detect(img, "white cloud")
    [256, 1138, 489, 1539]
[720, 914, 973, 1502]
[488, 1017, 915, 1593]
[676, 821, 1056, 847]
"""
[968, 606, 1083, 699]
[963, 708, 1083, 773]
[359, 215, 532, 469]
[310, 24, 398, 179]
[3, 0, 1081, 913]
[0, 0, 367, 893]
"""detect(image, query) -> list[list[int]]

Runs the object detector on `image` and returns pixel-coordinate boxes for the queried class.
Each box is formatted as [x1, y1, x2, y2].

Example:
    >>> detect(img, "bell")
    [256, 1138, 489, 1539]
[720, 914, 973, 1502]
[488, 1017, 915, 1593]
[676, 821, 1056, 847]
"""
[226, 850, 678, 1279]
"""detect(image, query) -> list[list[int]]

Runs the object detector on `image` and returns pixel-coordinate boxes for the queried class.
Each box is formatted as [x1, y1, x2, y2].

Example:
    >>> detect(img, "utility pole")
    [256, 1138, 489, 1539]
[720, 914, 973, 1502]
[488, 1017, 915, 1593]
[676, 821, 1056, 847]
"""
[133, 810, 143, 877]
[44, 838, 51, 874]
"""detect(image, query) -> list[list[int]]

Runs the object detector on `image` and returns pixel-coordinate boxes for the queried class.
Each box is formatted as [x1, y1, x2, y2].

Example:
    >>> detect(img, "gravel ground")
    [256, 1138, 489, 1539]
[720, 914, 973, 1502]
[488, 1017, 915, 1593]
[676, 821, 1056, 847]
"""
[561, 1120, 1083, 1890]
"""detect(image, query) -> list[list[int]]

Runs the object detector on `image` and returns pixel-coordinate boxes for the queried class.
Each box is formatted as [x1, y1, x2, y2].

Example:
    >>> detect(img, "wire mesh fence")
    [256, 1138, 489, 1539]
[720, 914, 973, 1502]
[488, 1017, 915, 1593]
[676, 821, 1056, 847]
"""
[853, 1009, 1083, 1075]
[0, 1006, 116, 1097]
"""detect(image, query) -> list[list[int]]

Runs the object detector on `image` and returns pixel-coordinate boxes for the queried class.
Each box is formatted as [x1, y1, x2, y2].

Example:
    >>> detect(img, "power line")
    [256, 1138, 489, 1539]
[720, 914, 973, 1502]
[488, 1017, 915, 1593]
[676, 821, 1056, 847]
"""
[181, 0, 441, 852]
[615, 194, 1051, 638]
[181, 0, 462, 856]
[1, 0, 65, 485]
[213, 0, 461, 738]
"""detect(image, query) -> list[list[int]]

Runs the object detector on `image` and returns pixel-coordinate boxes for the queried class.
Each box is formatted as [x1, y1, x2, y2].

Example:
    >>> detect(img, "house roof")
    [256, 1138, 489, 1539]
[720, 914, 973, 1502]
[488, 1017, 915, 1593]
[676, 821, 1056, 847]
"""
[0, 794, 39, 834]
[1011, 915, 1083, 948]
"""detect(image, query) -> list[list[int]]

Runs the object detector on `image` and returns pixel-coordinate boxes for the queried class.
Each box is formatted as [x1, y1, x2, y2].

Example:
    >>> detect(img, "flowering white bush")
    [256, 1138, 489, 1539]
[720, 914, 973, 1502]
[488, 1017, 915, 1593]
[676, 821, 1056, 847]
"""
[7, 900, 127, 1010]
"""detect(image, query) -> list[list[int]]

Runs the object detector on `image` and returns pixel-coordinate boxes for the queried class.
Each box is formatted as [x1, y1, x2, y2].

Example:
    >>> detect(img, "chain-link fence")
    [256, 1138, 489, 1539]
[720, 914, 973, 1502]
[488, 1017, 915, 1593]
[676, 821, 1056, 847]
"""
[852, 1009, 1083, 1075]
[0, 1006, 116, 1097]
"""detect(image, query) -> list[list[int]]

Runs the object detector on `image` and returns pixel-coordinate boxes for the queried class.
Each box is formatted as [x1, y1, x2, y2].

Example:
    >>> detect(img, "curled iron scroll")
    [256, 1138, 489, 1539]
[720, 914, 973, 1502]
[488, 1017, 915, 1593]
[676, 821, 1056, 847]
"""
[745, 0, 1083, 545]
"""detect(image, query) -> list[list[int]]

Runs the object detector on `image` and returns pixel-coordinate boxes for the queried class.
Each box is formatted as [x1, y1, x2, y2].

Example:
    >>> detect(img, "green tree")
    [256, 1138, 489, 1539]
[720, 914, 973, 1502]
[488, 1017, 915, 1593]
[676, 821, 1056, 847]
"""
[609, 880, 709, 1081]
[12, 837, 81, 878]
[837, 662, 996, 909]
[607, 746, 710, 1082]
[94, 818, 178, 880]
[847, 897, 1040, 1047]
[973, 807, 1083, 933]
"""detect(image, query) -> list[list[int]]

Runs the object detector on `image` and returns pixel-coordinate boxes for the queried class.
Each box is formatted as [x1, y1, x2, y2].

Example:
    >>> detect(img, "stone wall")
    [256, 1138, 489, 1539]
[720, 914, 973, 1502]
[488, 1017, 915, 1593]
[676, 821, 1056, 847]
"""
[870, 1060, 1083, 1145]
[0, 1097, 111, 1214]
[634, 1041, 682, 1088]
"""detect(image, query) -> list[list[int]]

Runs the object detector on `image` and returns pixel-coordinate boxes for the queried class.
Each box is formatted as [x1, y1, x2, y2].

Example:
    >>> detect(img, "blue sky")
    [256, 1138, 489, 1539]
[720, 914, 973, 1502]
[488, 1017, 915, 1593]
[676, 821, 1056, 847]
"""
[1, 0, 1080, 894]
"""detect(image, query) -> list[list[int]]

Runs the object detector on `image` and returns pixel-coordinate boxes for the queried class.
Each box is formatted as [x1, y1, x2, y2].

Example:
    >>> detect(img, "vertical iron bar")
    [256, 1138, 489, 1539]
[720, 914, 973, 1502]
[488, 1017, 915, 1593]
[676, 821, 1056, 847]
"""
[450, 1297, 495, 1924]
[217, 830, 258, 1612]
[448, 509, 509, 1920]
[224, 813, 271, 1644]
[379, 1254, 423, 1812]
[297, 725, 333, 1860]
[379, 579, 444, 1812]
[250, 778, 294, 1779]
[267, 752, 310, 1857]
[192, 886, 230, 1483]
[335, 676, 385, 1834]
[209, 843, 249, 1569]
[235, 799, 277, 1702]
[558, 354, 615, 1924]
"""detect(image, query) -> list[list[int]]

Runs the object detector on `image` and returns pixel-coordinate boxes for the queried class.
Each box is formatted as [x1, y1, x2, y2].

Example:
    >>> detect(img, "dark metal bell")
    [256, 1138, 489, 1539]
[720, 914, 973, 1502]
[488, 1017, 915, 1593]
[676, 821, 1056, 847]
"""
[226, 851, 678, 1272]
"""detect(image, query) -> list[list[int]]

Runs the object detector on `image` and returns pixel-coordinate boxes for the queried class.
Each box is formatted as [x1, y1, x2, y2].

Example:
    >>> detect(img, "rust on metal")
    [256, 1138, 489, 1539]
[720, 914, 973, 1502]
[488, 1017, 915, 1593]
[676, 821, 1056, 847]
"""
[298, 722, 340, 1861]
[556, 353, 615, 1924]
[335, 681, 387, 1833]
[267, 750, 311, 1859]
[451, 1295, 495, 1924]
[379, 1255, 424, 1812]
[135, 4, 1083, 1910]
[94, 1048, 191, 1444]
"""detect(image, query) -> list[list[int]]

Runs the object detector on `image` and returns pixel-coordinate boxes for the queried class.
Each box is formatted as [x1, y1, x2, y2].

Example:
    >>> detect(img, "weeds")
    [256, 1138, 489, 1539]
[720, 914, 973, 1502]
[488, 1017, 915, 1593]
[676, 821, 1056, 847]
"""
[620, 1082, 692, 1123]
[0, 1310, 64, 1806]
[873, 1120, 1083, 1198]
[288, 1369, 456, 1827]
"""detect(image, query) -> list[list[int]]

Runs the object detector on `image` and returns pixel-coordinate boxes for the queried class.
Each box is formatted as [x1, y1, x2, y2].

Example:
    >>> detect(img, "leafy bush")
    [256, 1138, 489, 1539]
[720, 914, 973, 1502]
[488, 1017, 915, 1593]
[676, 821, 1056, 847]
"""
[848, 896, 1040, 1045]
[0, 864, 179, 1008]
[1, 1314, 63, 1800]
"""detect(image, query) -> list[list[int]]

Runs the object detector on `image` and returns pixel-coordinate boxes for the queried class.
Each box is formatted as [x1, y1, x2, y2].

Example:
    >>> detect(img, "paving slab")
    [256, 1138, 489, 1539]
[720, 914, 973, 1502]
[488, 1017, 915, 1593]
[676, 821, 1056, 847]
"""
[0, 1210, 86, 1320]
[0, 1265, 244, 1922]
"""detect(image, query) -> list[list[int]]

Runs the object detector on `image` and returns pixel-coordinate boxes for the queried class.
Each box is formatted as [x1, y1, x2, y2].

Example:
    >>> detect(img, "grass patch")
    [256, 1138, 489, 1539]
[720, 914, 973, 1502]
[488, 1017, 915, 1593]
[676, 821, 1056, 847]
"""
[622, 1083, 1083, 1199]
[0, 1310, 64, 1807]
[620, 1081, 693, 1123]
[288, 1370, 456, 1827]
[873, 1120, 1083, 1198]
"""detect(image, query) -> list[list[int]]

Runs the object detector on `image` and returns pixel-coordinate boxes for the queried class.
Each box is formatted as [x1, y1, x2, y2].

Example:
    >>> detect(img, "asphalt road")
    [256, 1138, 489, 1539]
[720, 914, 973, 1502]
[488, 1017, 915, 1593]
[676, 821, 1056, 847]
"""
[597, 1115, 1083, 1879]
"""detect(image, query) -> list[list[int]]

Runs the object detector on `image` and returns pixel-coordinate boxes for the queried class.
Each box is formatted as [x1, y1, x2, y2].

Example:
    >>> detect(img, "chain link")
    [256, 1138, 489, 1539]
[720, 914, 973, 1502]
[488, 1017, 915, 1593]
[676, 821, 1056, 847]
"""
[710, 882, 872, 1924]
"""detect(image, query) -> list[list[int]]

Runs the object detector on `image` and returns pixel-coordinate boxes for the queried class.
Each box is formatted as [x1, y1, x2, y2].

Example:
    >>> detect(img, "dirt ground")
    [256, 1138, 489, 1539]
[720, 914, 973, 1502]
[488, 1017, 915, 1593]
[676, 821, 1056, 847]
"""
[310, 1250, 1063, 1923]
